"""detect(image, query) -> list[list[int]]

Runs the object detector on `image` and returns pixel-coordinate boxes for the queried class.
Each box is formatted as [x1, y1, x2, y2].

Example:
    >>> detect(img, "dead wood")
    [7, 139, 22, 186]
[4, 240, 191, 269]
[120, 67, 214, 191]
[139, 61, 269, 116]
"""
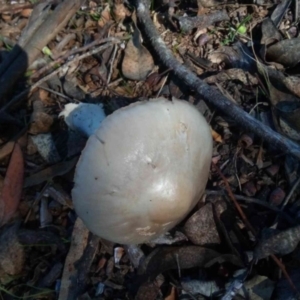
[0, 3, 34, 14]
[0, 0, 84, 105]
[133, 0, 300, 159]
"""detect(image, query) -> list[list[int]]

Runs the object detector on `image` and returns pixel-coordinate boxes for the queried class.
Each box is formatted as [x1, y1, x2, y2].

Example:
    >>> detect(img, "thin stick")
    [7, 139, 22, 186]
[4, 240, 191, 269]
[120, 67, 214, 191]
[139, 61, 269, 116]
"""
[107, 44, 118, 85]
[270, 254, 298, 292]
[0, 3, 33, 13]
[213, 163, 257, 234]
[0, 43, 116, 113]
[280, 176, 300, 210]
[38, 86, 79, 103]
[24, 181, 50, 224]
[272, 176, 300, 228]
[156, 74, 169, 97]
[31, 37, 121, 80]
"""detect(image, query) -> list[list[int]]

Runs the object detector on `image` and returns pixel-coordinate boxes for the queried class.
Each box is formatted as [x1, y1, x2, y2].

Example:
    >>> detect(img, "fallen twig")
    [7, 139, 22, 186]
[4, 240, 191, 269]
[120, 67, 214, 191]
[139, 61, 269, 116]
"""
[0, 42, 119, 113]
[31, 37, 121, 80]
[0, 3, 33, 13]
[280, 176, 300, 211]
[213, 163, 257, 234]
[133, 0, 300, 159]
[0, 0, 85, 105]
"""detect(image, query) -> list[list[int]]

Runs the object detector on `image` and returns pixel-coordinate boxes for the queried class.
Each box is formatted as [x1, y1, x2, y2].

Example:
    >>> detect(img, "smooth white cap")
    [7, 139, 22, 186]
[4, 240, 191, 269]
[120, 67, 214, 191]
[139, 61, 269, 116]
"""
[72, 98, 212, 244]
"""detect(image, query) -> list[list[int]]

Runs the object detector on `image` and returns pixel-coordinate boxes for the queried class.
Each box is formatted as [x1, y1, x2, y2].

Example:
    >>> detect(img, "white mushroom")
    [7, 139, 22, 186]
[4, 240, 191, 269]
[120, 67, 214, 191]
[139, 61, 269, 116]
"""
[72, 98, 212, 244]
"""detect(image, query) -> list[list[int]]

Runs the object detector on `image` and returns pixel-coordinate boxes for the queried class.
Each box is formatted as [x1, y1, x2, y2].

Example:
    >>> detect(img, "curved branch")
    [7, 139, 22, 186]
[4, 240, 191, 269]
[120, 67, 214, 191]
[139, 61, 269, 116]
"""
[133, 0, 300, 159]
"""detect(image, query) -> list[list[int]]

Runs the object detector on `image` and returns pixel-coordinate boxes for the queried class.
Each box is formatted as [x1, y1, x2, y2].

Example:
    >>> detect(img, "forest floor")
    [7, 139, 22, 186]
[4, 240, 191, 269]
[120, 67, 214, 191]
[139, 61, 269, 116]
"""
[1, 0, 300, 299]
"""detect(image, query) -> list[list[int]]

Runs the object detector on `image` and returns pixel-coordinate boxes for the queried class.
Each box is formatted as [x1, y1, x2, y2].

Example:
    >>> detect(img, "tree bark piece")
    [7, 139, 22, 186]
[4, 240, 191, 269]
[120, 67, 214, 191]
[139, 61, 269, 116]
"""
[177, 10, 229, 33]
[134, 0, 300, 159]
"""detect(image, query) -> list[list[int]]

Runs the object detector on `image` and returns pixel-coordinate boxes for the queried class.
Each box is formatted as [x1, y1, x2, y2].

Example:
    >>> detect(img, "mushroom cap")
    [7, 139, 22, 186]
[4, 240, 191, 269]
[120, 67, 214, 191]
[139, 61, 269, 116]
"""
[72, 98, 212, 244]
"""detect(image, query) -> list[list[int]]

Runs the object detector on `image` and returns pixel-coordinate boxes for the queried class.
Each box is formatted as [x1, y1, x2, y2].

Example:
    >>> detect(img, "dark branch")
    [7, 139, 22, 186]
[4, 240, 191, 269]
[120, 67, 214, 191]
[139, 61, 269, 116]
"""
[133, 0, 300, 159]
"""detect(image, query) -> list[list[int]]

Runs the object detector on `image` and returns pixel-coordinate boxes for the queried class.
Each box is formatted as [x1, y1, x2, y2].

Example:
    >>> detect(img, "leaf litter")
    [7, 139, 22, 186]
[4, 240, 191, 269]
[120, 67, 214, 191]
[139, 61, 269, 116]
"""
[1, 0, 300, 299]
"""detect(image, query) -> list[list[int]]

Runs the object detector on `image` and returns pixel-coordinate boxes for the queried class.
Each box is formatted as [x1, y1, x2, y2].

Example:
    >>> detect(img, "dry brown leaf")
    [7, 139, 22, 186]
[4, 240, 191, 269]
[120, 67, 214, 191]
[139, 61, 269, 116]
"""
[29, 113, 53, 134]
[0, 132, 27, 162]
[212, 128, 223, 143]
[0, 143, 24, 227]
[114, 85, 134, 97]
[24, 156, 78, 188]
[242, 181, 257, 197]
[278, 117, 300, 141]
[275, 101, 300, 137]
[21, 8, 32, 18]
[266, 164, 280, 177]
[96, 257, 107, 272]
[0, 22, 21, 37]
[18, 229, 66, 252]
[45, 185, 73, 209]
[267, 38, 300, 68]
[254, 226, 300, 260]
[184, 203, 221, 246]
[164, 286, 177, 300]
[1, 13, 12, 22]
[282, 76, 300, 98]
[237, 275, 275, 300]
[239, 133, 254, 148]
[139, 246, 243, 280]
[0, 224, 25, 283]
[198, 0, 226, 8]
[112, 0, 130, 22]
[0, 140, 15, 161]
[135, 278, 162, 300]
[256, 145, 264, 169]
[98, 4, 112, 28]
[29, 99, 53, 134]
[122, 22, 154, 81]
[269, 187, 285, 206]
[58, 218, 89, 300]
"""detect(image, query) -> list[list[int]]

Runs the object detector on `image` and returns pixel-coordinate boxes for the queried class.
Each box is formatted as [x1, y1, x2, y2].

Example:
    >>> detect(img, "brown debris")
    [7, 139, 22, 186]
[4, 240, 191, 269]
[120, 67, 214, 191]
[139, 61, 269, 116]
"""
[0, 143, 24, 227]
[254, 226, 300, 260]
[122, 20, 154, 81]
[1, 0, 300, 298]
[29, 99, 54, 134]
[176, 10, 229, 33]
[138, 246, 243, 280]
[184, 203, 221, 246]
[0, 224, 25, 283]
